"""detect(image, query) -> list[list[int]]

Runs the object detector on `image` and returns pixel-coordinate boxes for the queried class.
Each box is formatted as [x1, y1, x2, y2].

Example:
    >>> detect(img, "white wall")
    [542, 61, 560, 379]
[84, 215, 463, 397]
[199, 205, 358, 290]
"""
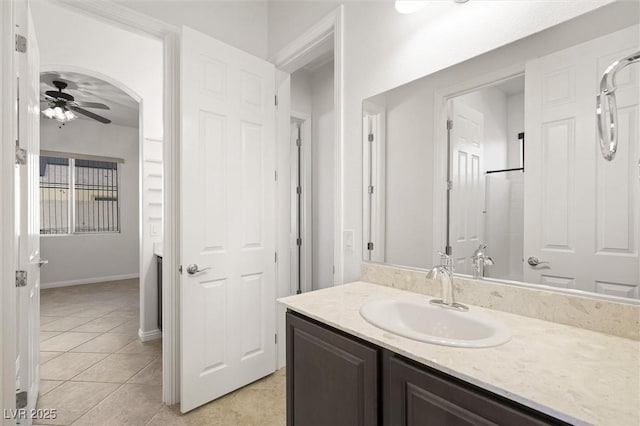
[40, 119, 139, 285]
[310, 62, 335, 289]
[291, 69, 312, 115]
[118, 0, 269, 59]
[269, 0, 632, 283]
[382, 83, 432, 269]
[32, 2, 163, 335]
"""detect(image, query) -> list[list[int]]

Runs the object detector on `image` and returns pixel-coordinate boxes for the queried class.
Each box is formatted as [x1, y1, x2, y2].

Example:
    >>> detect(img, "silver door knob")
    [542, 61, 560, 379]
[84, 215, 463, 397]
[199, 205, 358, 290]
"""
[32, 258, 48, 267]
[527, 256, 549, 267]
[186, 264, 211, 275]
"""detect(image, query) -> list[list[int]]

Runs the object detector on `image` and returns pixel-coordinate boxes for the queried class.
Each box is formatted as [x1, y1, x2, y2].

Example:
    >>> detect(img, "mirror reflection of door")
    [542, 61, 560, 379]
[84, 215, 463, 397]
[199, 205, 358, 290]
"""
[523, 27, 639, 296]
[449, 100, 485, 275]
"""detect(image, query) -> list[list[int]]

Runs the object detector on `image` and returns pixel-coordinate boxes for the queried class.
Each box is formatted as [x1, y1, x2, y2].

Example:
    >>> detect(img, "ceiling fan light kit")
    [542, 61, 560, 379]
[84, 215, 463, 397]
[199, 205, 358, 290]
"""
[41, 80, 112, 125]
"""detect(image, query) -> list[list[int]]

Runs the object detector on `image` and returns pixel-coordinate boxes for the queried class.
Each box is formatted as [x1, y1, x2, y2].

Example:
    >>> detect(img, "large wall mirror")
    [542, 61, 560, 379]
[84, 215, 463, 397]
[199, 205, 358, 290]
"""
[362, 2, 640, 302]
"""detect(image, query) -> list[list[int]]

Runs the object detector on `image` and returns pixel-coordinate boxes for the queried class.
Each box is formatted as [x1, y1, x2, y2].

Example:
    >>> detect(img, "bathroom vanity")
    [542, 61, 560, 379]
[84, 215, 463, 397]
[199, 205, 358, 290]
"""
[279, 282, 640, 426]
[287, 311, 564, 426]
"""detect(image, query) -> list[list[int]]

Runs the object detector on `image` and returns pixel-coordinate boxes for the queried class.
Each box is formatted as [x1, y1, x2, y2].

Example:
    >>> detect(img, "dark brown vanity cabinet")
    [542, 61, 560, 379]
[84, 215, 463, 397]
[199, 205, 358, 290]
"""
[286, 311, 379, 426]
[384, 353, 564, 426]
[287, 311, 568, 426]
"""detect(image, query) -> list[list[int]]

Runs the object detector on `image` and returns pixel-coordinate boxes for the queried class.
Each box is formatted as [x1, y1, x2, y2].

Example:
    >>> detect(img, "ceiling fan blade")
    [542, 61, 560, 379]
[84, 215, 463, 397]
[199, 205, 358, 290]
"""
[72, 101, 110, 110]
[41, 93, 56, 102]
[70, 106, 111, 124]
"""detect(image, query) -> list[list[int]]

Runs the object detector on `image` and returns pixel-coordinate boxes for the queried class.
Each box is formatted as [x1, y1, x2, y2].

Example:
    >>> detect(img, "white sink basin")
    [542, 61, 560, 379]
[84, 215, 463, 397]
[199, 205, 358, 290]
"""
[360, 299, 511, 348]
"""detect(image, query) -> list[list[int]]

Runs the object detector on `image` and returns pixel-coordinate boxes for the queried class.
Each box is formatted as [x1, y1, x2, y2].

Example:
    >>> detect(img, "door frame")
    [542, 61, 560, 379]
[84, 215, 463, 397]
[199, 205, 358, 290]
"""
[431, 63, 525, 268]
[272, 6, 345, 288]
[0, 0, 182, 408]
[290, 111, 312, 294]
[1, 0, 18, 417]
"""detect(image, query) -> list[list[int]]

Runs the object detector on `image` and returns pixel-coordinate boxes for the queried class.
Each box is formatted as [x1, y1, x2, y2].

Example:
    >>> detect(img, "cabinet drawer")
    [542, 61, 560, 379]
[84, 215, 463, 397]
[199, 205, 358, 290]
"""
[383, 353, 567, 426]
[286, 312, 379, 426]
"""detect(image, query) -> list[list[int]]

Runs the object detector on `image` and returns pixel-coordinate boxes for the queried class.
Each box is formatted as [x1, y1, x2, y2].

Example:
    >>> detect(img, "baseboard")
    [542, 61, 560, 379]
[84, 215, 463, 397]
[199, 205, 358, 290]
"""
[139, 328, 162, 342]
[41, 273, 140, 289]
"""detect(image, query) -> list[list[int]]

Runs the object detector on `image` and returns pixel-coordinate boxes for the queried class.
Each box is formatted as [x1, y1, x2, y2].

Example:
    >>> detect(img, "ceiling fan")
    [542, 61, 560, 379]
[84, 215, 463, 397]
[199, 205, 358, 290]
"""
[41, 80, 111, 124]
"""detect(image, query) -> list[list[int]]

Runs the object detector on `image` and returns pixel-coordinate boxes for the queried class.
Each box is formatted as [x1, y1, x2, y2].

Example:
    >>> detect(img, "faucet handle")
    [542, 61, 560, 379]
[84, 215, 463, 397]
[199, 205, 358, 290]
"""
[437, 251, 453, 269]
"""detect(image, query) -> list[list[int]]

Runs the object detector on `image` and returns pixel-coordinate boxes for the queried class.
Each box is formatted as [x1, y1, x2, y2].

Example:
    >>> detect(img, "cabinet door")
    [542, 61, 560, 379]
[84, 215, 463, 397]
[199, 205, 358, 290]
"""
[384, 353, 565, 426]
[286, 312, 379, 426]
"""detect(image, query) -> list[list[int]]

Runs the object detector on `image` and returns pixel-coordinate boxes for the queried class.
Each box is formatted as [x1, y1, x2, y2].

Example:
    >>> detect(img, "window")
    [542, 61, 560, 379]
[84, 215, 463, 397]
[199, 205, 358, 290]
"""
[40, 155, 120, 234]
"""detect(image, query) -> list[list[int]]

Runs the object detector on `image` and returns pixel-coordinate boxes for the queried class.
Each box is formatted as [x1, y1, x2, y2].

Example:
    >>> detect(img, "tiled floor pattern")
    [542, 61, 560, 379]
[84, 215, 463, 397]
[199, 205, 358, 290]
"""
[37, 279, 286, 425]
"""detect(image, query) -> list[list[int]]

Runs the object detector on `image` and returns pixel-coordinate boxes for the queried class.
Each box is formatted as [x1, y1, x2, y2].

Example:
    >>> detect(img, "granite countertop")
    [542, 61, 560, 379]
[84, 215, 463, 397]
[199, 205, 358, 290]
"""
[278, 281, 640, 426]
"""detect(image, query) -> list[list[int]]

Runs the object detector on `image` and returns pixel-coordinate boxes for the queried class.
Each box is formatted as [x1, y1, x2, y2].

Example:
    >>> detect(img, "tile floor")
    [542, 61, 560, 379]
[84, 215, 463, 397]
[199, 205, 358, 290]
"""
[37, 279, 286, 425]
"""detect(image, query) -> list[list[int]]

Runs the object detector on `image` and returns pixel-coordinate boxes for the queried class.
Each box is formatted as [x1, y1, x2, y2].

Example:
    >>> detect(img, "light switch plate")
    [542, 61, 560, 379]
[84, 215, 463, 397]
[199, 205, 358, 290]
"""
[343, 229, 355, 251]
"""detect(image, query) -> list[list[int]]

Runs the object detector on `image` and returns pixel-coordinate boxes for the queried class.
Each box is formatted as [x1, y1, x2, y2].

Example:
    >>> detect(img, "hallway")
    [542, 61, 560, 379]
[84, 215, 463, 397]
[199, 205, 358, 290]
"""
[37, 279, 285, 425]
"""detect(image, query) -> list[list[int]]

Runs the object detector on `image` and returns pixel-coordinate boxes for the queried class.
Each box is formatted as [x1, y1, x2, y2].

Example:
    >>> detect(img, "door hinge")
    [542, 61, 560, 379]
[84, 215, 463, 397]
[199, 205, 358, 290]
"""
[274, 251, 278, 263]
[447, 119, 453, 130]
[16, 391, 27, 409]
[15, 145, 26, 165]
[274, 170, 278, 181]
[15, 34, 26, 53]
[447, 180, 453, 191]
[15, 271, 27, 288]
[178, 265, 183, 274]
[274, 333, 278, 344]
[296, 138, 301, 147]
[367, 242, 374, 251]
[274, 95, 278, 107]
[296, 238, 302, 247]
[296, 186, 302, 195]
[368, 133, 374, 142]
[368, 185, 374, 194]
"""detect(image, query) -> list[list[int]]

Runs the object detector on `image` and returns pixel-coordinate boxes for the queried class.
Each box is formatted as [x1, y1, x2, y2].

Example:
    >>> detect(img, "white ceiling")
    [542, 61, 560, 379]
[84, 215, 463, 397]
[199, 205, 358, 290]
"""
[40, 71, 139, 128]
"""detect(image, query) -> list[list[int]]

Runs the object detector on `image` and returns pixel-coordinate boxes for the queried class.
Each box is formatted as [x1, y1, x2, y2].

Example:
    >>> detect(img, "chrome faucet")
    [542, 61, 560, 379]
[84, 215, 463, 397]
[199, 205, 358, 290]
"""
[471, 244, 494, 279]
[427, 252, 468, 312]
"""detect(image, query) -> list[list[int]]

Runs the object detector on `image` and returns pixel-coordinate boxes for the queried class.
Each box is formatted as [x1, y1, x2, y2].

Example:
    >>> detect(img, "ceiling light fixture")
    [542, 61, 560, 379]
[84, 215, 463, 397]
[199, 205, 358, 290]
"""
[395, 1, 428, 14]
[395, 0, 469, 14]
[42, 104, 77, 123]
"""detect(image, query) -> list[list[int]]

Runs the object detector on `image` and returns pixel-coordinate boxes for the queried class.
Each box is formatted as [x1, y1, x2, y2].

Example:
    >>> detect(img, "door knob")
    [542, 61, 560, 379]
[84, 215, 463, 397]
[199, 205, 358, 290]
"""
[186, 264, 211, 275]
[527, 256, 549, 267]
[32, 258, 48, 267]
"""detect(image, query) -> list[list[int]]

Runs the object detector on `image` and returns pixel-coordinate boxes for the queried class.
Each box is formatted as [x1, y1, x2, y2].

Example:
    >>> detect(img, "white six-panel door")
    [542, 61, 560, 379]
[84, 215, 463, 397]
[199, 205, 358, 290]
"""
[524, 26, 639, 297]
[450, 100, 485, 275]
[16, 1, 41, 419]
[180, 27, 276, 412]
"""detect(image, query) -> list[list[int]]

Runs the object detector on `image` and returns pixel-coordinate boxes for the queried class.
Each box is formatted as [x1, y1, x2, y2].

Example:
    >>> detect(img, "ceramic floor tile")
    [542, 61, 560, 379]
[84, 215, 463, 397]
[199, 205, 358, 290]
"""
[71, 333, 137, 354]
[40, 332, 101, 352]
[39, 380, 64, 397]
[40, 351, 64, 364]
[41, 316, 93, 332]
[41, 316, 62, 326]
[117, 338, 162, 355]
[107, 319, 140, 337]
[127, 358, 162, 386]
[72, 353, 156, 383]
[36, 381, 120, 425]
[71, 316, 131, 333]
[40, 352, 108, 381]
[40, 331, 61, 343]
[72, 384, 162, 426]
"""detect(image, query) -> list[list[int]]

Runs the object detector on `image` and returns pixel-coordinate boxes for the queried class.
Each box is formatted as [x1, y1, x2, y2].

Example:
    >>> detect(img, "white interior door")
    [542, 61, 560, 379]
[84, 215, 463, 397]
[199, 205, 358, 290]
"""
[450, 100, 485, 275]
[15, 1, 41, 418]
[524, 26, 639, 297]
[180, 26, 276, 412]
